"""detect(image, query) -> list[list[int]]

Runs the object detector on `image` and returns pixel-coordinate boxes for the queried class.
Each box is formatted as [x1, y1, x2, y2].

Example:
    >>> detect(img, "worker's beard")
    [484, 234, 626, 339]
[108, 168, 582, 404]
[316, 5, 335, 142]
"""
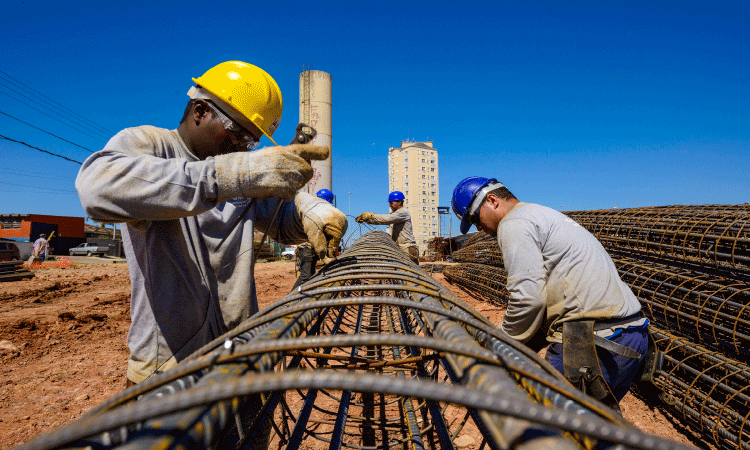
[216, 137, 245, 155]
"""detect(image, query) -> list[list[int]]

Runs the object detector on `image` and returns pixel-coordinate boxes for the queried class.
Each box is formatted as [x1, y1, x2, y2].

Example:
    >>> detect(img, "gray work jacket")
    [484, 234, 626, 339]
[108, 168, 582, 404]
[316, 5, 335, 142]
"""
[76, 126, 308, 382]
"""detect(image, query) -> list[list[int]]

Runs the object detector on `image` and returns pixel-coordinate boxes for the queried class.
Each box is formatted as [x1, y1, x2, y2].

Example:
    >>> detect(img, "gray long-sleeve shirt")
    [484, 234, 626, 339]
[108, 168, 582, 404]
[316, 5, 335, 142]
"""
[368, 207, 417, 250]
[497, 203, 643, 343]
[76, 126, 308, 382]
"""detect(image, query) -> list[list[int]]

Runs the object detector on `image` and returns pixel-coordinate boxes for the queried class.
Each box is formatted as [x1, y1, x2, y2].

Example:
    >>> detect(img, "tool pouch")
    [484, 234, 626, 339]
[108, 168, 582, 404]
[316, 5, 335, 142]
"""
[562, 320, 621, 413]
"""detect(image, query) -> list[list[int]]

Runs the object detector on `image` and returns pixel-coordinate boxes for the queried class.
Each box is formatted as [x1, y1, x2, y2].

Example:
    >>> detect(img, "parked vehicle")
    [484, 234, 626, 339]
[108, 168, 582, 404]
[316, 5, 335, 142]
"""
[281, 247, 297, 260]
[69, 243, 109, 257]
[0, 242, 21, 261]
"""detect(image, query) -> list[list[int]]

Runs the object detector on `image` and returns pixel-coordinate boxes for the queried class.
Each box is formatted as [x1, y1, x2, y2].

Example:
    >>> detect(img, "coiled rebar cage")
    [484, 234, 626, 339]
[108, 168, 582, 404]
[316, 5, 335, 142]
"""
[442, 204, 750, 450]
[17, 232, 688, 450]
[643, 326, 750, 450]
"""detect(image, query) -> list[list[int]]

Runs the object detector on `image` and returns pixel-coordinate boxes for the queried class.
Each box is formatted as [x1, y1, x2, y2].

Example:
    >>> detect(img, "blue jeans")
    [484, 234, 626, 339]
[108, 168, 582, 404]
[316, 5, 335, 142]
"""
[546, 326, 649, 401]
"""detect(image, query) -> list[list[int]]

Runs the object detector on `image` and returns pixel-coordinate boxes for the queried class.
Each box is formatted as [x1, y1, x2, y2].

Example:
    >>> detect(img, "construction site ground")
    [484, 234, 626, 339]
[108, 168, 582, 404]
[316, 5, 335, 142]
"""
[0, 261, 709, 449]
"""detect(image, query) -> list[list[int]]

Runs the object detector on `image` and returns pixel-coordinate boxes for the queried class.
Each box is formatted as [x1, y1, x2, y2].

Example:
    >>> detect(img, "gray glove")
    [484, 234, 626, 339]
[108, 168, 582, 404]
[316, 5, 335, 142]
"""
[215, 144, 330, 202]
[294, 192, 348, 259]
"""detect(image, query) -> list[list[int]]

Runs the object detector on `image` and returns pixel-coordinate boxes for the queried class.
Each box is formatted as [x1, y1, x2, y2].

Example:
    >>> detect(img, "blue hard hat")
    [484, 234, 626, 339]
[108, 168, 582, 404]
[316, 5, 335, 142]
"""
[388, 191, 405, 202]
[452, 177, 497, 234]
[316, 188, 334, 203]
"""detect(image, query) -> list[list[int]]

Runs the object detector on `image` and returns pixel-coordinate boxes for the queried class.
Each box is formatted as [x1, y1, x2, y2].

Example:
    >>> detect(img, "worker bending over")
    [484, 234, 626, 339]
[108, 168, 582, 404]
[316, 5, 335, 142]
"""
[290, 188, 335, 291]
[356, 191, 419, 264]
[76, 61, 347, 386]
[451, 177, 648, 411]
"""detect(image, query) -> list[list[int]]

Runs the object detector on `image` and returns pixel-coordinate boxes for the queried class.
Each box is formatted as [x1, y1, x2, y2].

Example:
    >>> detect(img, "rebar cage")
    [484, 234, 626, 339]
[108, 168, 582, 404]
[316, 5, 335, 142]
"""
[17, 231, 689, 450]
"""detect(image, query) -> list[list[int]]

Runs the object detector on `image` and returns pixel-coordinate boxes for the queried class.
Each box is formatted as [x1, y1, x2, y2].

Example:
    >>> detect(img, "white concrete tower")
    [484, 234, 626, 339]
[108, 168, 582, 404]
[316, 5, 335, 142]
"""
[299, 70, 332, 195]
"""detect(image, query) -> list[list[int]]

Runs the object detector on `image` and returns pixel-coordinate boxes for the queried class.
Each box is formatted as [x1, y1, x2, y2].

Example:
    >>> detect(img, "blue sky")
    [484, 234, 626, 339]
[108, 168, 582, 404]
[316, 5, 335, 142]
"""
[2, 1, 748, 244]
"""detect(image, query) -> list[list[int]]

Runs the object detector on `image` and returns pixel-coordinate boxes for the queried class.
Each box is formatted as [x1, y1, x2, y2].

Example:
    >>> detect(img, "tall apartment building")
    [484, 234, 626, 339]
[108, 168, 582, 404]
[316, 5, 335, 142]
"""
[387, 140, 439, 254]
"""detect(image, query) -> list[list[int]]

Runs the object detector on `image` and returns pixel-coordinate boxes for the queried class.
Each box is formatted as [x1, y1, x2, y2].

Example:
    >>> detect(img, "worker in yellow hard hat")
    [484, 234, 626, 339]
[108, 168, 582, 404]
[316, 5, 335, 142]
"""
[76, 61, 348, 390]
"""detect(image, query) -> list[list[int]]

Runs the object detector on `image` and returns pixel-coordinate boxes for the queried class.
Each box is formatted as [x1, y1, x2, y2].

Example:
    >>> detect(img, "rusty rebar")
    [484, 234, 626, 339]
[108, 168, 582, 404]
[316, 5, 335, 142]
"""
[443, 263, 509, 306]
[642, 325, 750, 450]
[16, 232, 689, 450]
[564, 204, 750, 271]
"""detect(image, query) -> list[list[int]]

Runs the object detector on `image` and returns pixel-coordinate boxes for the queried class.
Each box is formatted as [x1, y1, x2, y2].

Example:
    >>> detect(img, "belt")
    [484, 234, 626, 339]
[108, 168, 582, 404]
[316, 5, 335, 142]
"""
[593, 334, 642, 359]
[593, 312, 645, 331]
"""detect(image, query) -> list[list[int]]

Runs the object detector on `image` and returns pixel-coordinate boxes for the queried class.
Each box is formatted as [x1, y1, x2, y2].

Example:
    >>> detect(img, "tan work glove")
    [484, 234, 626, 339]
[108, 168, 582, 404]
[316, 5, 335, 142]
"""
[215, 144, 330, 202]
[355, 212, 375, 223]
[295, 192, 348, 259]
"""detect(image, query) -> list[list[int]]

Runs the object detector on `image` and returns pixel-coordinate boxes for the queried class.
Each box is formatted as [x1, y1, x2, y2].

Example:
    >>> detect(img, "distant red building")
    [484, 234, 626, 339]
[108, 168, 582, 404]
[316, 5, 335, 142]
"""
[0, 214, 86, 255]
[0, 214, 84, 238]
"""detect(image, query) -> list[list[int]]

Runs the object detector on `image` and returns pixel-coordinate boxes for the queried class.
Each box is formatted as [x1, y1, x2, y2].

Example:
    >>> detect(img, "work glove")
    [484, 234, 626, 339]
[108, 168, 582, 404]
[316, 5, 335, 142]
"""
[355, 212, 375, 223]
[215, 144, 330, 202]
[295, 192, 348, 259]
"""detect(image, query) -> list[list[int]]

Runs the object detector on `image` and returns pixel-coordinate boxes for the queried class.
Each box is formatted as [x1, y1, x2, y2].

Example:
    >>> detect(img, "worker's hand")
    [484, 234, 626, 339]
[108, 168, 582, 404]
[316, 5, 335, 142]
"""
[215, 144, 330, 202]
[295, 192, 349, 259]
[355, 212, 374, 223]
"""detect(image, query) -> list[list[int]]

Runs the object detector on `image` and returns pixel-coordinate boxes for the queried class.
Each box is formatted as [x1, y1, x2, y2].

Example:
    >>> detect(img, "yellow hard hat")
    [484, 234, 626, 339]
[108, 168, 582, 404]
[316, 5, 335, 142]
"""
[192, 61, 282, 145]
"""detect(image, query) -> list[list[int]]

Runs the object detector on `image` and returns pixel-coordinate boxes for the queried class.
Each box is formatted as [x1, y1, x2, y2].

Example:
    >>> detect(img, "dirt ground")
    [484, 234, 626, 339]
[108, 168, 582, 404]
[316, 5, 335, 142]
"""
[0, 261, 708, 449]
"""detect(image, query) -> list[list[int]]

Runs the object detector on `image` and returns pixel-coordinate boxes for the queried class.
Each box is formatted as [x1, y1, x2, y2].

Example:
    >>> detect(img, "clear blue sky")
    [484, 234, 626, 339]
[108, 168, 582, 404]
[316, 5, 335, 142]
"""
[2, 1, 748, 244]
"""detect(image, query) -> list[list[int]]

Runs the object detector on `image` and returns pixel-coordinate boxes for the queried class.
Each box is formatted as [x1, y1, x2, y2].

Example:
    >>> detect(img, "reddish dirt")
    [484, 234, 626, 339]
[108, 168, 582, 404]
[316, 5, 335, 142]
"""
[0, 262, 709, 449]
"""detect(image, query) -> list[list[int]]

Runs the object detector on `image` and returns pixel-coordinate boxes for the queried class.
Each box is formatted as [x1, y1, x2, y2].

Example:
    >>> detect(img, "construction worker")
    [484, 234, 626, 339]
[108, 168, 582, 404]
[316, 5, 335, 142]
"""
[451, 177, 648, 411]
[355, 191, 419, 264]
[290, 189, 335, 291]
[76, 61, 348, 386]
[33, 234, 49, 261]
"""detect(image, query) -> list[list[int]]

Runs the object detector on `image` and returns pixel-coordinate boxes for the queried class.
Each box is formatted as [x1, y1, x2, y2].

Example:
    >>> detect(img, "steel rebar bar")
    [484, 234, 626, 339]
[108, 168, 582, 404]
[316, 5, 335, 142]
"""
[17, 232, 690, 450]
[642, 325, 750, 450]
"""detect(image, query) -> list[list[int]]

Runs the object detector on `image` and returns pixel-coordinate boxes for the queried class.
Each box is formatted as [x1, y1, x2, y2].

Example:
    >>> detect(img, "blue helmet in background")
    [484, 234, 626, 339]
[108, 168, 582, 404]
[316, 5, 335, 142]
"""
[451, 177, 500, 234]
[316, 188, 334, 203]
[388, 191, 405, 202]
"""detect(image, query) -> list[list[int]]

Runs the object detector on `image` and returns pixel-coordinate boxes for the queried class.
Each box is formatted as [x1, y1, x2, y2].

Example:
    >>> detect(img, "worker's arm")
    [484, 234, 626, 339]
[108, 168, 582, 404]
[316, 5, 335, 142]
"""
[76, 127, 324, 230]
[363, 208, 409, 225]
[497, 217, 547, 343]
[76, 128, 225, 228]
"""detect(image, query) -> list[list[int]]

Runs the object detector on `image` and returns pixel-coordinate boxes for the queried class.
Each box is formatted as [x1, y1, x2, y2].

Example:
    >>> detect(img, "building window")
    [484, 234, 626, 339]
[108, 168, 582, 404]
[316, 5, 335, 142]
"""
[1, 219, 21, 229]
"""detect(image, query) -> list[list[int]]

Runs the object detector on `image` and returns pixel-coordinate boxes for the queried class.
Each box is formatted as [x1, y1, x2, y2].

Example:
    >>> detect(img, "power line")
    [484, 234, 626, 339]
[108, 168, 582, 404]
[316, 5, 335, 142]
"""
[0, 134, 83, 164]
[0, 168, 76, 181]
[0, 70, 116, 136]
[0, 110, 95, 153]
[0, 81, 107, 141]
[0, 185, 79, 195]
[0, 181, 77, 193]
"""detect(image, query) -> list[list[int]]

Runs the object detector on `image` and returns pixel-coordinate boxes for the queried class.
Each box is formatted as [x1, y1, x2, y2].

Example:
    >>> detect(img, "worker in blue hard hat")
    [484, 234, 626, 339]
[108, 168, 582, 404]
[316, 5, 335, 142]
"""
[451, 176, 648, 412]
[355, 191, 419, 264]
[290, 189, 338, 291]
[315, 188, 334, 204]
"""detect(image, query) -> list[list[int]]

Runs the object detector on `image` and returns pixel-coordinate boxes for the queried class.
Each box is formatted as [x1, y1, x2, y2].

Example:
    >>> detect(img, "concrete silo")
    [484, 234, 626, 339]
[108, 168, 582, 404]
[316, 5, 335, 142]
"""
[299, 70, 332, 196]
